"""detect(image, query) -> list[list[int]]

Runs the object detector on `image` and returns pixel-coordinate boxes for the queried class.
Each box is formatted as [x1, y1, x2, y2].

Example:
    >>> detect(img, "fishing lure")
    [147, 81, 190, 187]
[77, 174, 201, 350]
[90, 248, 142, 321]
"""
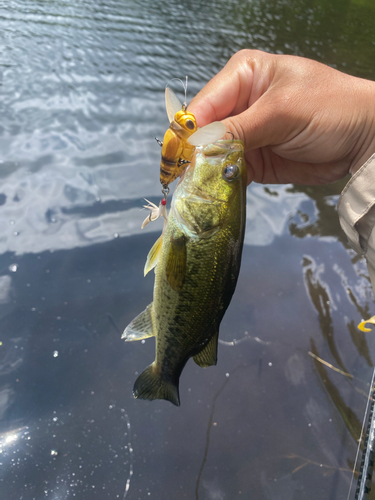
[141, 188, 169, 229]
[158, 78, 226, 188]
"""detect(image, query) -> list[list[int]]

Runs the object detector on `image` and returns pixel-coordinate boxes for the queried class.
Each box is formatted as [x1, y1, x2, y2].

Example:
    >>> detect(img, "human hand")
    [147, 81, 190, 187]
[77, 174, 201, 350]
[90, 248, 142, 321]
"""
[188, 50, 375, 185]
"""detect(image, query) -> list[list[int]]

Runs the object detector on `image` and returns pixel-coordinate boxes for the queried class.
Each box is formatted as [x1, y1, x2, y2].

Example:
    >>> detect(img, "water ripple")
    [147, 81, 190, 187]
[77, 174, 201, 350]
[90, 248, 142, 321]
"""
[0, 0, 374, 257]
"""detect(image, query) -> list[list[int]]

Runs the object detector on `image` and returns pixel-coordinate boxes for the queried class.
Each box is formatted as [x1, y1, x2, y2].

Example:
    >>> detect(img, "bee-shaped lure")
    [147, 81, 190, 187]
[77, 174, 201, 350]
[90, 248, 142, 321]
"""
[158, 80, 226, 187]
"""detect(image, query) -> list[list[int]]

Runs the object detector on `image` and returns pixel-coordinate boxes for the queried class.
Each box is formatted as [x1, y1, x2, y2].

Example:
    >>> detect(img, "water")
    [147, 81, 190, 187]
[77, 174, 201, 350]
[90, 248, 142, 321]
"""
[1, 0, 375, 498]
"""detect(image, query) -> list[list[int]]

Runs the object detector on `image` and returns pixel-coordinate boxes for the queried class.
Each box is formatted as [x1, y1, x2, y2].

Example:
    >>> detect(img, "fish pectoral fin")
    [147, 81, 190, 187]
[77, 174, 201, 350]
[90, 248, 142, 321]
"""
[166, 233, 186, 291]
[122, 303, 155, 341]
[193, 331, 219, 368]
[144, 233, 164, 276]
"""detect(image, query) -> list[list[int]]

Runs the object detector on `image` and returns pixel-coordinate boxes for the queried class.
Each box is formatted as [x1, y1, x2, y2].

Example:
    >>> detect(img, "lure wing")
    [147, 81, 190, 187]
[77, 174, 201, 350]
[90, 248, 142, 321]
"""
[187, 121, 226, 146]
[165, 87, 183, 123]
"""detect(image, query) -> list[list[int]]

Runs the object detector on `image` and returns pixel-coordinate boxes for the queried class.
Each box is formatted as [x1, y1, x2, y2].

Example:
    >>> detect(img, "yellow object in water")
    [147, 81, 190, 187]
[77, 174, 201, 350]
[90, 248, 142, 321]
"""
[123, 140, 247, 406]
[358, 315, 375, 332]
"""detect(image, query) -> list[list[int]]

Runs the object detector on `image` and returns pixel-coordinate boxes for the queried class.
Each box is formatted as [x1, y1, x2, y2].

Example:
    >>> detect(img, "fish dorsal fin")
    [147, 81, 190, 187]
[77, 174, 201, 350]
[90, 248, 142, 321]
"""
[193, 331, 219, 368]
[166, 234, 187, 291]
[144, 234, 164, 276]
[122, 303, 155, 341]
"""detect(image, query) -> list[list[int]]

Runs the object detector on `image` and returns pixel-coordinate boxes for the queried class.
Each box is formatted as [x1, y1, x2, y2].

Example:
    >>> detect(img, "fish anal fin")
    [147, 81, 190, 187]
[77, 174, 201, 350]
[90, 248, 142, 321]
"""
[166, 234, 186, 291]
[133, 363, 180, 406]
[193, 332, 219, 368]
[122, 303, 155, 341]
[144, 234, 163, 276]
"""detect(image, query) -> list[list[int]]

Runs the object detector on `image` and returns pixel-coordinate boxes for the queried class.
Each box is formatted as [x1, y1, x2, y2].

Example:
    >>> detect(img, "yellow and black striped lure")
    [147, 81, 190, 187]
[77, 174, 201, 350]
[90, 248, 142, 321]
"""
[159, 84, 226, 187]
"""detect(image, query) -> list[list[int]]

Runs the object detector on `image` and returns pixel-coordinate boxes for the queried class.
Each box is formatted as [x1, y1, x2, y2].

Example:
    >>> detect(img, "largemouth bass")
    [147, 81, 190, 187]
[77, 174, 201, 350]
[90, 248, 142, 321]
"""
[123, 140, 247, 406]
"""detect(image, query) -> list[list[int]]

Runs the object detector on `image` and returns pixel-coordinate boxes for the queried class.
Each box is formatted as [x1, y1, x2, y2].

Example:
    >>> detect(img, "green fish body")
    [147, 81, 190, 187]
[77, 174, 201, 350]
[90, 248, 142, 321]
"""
[123, 140, 247, 406]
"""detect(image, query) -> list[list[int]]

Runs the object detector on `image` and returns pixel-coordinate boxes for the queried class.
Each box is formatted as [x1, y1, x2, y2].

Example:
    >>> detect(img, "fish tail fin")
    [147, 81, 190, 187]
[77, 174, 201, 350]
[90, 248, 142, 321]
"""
[133, 363, 180, 406]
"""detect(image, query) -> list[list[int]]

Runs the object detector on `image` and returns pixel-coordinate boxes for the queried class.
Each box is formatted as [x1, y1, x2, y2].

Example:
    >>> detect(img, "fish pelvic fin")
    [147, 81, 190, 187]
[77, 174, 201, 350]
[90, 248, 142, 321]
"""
[122, 303, 155, 341]
[144, 233, 164, 276]
[193, 331, 219, 368]
[133, 363, 180, 406]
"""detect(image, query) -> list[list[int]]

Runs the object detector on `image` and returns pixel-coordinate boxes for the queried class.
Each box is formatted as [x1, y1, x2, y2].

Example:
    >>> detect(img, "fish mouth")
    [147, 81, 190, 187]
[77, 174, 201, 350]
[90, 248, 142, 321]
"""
[175, 170, 227, 204]
[173, 187, 221, 210]
[177, 184, 225, 204]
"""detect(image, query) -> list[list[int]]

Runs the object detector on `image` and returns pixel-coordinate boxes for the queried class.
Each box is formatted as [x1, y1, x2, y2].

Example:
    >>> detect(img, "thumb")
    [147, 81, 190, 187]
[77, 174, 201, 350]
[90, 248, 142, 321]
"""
[222, 97, 293, 152]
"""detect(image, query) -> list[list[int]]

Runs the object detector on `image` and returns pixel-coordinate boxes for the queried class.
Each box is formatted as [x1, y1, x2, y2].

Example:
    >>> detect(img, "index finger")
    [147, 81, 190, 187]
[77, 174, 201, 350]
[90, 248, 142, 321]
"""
[188, 50, 273, 128]
[188, 51, 255, 127]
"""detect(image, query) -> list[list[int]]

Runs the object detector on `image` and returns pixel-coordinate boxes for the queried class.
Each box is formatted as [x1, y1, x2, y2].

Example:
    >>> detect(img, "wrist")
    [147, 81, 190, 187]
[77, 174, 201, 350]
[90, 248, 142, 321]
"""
[349, 79, 375, 175]
[350, 141, 375, 175]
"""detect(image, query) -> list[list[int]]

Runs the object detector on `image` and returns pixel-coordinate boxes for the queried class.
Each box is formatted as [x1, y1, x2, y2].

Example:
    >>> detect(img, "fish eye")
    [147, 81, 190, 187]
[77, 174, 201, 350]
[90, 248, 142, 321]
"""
[223, 163, 239, 180]
[186, 119, 195, 130]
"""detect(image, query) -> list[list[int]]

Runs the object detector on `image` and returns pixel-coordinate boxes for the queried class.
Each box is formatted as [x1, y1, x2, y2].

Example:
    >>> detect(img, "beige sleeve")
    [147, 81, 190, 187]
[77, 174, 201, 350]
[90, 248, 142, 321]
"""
[337, 153, 375, 296]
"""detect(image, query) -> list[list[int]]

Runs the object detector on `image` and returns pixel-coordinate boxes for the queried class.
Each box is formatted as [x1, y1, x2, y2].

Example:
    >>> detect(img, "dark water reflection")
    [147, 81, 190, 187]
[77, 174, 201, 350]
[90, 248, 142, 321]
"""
[1, 0, 375, 498]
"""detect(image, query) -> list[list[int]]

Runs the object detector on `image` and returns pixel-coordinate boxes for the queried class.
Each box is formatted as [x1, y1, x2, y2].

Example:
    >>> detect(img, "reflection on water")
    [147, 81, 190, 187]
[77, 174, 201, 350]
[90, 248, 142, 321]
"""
[195, 374, 231, 500]
[1, 0, 375, 498]
[289, 183, 348, 247]
[0, 409, 134, 498]
[303, 255, 350, 374]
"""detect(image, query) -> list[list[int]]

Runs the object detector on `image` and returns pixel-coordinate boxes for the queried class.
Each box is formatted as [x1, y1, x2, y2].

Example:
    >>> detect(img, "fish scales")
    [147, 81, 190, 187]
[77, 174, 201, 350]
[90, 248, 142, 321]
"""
[123, 140, 247, 405]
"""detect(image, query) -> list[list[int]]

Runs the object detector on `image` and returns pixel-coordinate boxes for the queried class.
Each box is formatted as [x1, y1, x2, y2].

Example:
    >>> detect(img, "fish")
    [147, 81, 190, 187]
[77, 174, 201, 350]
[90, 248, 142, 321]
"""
[159, 86, 226, 187]
[123, 140, 247, 406]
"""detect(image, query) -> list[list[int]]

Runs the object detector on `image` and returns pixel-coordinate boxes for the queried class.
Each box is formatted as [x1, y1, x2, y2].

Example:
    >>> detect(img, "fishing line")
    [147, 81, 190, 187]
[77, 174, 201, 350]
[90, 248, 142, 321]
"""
[347, 367, 375, 500]
[195, 375, 230, 500]
[195, 364, 247, 500]
[165, 76, 188, 108]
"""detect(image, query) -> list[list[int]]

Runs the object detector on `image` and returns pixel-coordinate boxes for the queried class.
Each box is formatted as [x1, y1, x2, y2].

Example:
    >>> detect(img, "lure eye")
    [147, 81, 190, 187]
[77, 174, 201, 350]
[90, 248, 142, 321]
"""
[223, 163, 239, 180]
[186, 119, 195, 130]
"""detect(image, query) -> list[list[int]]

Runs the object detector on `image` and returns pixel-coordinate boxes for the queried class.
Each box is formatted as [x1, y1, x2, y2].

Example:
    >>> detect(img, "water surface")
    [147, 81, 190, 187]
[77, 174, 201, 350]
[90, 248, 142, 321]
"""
[1, 0, 375, 498]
